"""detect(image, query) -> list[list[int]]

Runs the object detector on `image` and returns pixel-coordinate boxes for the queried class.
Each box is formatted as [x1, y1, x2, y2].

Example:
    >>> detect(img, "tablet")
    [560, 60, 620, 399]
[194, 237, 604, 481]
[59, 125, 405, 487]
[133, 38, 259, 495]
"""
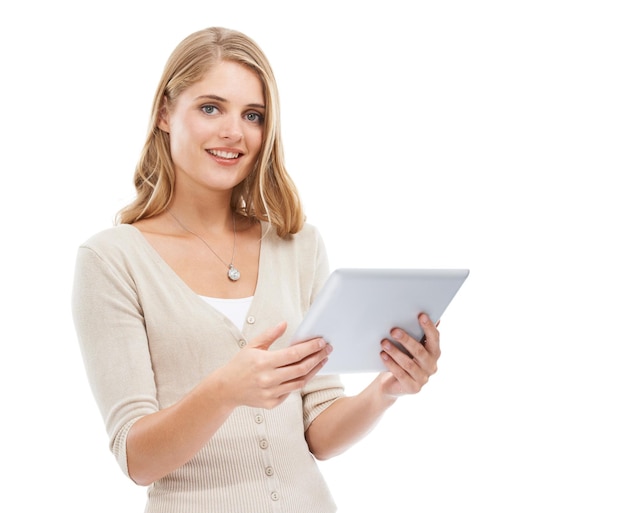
[290, 268, 469, 374]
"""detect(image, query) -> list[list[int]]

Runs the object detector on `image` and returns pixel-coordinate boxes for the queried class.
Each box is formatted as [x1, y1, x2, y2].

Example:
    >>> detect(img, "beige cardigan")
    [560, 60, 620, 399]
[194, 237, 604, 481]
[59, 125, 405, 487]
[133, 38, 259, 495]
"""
[72, 222, 344, 513]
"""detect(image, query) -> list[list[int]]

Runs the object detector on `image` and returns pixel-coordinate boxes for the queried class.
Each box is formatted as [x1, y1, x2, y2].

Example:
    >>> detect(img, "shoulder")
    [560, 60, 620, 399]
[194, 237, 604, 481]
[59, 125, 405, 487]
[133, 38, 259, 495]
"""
[261, 221, 327, 258]
[294, 222, 327, 255]
[74, 225, 161, 288]
[77, 225, 152, 269]
[296, 222, 323, 241]
[79, 224, 142, 252]
[262, 220, 324, 244]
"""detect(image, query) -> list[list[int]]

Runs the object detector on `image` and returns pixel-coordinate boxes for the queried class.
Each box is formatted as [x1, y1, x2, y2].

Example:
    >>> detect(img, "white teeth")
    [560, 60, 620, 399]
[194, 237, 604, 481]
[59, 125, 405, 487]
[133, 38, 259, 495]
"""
[209, 149, 240, 159]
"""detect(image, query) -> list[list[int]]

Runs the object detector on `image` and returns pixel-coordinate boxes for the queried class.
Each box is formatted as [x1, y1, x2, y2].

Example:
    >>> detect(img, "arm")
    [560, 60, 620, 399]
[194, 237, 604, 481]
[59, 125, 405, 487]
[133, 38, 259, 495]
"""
[127, 323, 332, 485]
[73, 242, 332, 486]
[305, 313, 440, 460]
[304, 375, 397, 460]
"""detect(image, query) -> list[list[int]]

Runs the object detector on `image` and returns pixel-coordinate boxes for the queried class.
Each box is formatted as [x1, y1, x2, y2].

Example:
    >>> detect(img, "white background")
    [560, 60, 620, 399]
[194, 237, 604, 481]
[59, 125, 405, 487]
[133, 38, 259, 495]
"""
[2, 1, 625, 511]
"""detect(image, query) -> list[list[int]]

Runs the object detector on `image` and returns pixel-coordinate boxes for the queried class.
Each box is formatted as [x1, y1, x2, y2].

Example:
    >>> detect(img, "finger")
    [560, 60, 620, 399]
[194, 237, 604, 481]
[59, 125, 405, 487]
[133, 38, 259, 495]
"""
[380, 348, 428, 395]
[384, 329, 438, 378]
[389, 327, 426, 361]
[419, 313, 441, 358]
[277, 352, 330, 391]
[248, 321, 288, 350]
[258, 345, 331, 400]
[273, 337, 329, 368]
[381, 338, 424, 375]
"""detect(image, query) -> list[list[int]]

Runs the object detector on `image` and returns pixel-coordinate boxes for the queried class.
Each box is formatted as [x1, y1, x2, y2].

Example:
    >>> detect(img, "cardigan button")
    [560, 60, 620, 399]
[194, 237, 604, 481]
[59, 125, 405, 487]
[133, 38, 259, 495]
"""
[246, 315, 256, 324]
[270, 491, 280, 501]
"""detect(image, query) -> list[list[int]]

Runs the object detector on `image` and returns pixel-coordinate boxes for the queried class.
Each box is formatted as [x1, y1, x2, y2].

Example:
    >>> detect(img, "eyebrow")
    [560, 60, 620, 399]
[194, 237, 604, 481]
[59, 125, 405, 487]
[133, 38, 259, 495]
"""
[195, 94, 266, 110]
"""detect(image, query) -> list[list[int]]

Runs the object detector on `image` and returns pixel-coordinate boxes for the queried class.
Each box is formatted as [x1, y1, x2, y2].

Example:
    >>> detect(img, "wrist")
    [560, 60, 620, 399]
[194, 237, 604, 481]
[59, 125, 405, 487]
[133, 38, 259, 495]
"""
[368, 373, 399, 410]
[196, 368, 239, 414]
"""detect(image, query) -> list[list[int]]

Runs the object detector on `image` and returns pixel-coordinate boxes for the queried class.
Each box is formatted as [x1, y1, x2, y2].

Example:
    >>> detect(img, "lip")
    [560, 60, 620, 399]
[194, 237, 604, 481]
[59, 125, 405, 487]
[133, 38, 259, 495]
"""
[206, 147, 244, 166]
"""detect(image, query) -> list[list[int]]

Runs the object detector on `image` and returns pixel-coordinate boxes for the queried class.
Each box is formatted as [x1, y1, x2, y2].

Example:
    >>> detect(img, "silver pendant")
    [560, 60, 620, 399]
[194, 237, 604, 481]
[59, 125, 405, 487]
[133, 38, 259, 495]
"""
[228, 264, 241, 281]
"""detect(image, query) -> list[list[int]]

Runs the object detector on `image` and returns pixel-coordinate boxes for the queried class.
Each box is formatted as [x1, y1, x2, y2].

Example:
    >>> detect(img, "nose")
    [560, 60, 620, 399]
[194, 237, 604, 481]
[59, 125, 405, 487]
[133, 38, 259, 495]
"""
[219, 115, 243, 141]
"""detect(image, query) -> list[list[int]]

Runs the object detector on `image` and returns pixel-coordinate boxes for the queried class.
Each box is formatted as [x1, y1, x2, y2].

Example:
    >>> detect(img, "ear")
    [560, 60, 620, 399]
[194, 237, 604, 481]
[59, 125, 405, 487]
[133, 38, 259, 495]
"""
[157, 96, 170, 133]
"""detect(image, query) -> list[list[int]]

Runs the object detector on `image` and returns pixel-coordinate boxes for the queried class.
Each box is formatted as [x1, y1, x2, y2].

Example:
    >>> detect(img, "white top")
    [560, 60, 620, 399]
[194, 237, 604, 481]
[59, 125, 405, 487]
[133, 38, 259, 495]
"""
[201, 295, 254, 331]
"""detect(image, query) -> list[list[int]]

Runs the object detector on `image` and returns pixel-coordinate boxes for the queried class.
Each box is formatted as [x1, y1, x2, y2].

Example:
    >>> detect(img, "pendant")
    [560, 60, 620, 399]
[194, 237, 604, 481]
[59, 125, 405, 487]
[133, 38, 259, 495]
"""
[228, 264, 241, 282]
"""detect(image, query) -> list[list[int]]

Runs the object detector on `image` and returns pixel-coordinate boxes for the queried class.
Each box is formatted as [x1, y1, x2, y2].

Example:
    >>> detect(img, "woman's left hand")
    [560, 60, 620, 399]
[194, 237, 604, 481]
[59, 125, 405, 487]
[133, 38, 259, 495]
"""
[305, 313, 441, 460]
[378, 313, 441, 397]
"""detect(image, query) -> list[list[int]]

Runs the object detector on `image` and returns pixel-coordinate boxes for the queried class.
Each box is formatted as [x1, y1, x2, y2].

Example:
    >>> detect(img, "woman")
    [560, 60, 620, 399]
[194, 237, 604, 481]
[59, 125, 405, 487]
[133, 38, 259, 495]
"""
[72, 27, 440, 513]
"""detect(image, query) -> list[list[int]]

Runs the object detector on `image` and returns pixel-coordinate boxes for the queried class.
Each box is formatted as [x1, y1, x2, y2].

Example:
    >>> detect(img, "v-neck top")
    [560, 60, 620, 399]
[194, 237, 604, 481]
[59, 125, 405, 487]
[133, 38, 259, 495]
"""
[72, 222, 344, 513]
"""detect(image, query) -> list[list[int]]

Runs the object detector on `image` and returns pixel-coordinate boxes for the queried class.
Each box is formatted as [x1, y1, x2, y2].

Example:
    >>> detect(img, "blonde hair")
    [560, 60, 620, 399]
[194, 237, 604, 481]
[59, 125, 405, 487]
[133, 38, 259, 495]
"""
[117, 27, 304, 237]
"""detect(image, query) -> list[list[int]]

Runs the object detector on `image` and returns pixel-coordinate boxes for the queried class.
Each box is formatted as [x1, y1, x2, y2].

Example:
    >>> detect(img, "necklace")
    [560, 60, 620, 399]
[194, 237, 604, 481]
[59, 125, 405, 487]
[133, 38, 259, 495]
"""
[168, 210, 241, 282]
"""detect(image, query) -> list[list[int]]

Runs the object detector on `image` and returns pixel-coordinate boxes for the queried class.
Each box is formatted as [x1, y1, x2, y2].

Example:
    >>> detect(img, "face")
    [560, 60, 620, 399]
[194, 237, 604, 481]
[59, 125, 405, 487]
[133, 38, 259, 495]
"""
[159, 60, 265, 197]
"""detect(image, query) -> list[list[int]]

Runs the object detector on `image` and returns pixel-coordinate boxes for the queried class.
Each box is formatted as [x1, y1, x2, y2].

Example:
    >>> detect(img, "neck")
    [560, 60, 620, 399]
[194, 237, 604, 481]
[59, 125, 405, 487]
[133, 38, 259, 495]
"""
[170, 176, 235, 219]
[168, 196, 233, 236]
[167, 206, 241, 283]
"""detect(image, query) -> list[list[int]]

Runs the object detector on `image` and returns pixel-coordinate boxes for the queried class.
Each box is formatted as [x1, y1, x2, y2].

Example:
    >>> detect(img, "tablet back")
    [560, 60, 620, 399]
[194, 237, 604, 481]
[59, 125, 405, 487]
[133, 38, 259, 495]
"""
[291, 268, 469, 374]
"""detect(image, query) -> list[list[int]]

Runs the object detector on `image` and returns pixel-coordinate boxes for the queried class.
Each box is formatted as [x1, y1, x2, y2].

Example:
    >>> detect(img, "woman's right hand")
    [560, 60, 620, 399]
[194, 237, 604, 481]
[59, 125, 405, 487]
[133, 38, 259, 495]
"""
[127, 322, 328, 485]
[216, 322, 332, 410]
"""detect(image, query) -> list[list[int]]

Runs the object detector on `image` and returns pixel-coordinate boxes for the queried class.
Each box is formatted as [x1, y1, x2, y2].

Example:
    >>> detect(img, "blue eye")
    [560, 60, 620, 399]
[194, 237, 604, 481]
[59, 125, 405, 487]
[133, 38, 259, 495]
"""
[201, 105, 218, 115]
[246, 112, 264, 123]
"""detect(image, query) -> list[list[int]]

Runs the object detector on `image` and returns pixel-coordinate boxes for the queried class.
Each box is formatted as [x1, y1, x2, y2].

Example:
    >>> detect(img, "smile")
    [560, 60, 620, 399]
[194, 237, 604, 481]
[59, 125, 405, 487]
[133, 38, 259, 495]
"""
[208, 149, 241, 159]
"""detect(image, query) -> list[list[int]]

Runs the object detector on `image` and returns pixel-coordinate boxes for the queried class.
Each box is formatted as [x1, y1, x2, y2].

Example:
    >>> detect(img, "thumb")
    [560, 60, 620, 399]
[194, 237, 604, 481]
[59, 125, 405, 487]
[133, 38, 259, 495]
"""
[248, 321, 288, 350]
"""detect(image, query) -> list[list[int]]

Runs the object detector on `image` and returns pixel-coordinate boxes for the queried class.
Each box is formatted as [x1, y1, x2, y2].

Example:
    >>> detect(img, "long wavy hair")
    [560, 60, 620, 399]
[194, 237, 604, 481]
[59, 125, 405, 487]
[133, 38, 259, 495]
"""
[116, 27, 304, 238]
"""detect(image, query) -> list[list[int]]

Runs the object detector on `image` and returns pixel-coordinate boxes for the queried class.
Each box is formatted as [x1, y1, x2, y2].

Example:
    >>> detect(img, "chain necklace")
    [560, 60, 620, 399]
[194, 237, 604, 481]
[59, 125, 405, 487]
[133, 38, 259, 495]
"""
[167, 210, 241, 282]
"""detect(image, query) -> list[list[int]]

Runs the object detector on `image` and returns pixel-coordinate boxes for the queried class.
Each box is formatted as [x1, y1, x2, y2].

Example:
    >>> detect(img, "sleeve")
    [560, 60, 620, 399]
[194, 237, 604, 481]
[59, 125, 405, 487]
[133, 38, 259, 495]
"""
[301, 375, 345, 430]
[299, 225, 345, 430]
[72, 245, 159, 478]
